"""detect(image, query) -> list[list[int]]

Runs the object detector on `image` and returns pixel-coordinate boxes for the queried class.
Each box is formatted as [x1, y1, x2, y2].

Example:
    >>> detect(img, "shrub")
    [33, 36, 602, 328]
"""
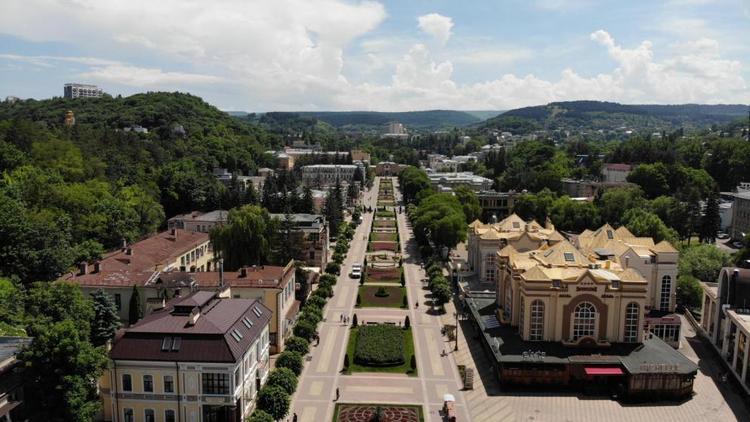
[285, 336, 310, 355]
[343, 354, 350, 370]
[402, 295, 408, 308]
[316, 284, 333, 298]
[427, 263, 442, 279]
[301, 303, 322, 319]
[404, 315, 410, 329]
[320, 273, 337, 286]
[400, 271, 406, 287]
[299, 311, 321, 327]
[354, 325, 405, 366]
[326, 262, 341, 275]
[410, 355, 417, 372]
[257, 385, 290, 420]
[266, 367, 298, 395]
[247, 409, 275, 422]
[356, 293, 362, 306]
[293, 319, 316, 341]
[333, 253, 345, 265]
[352, 313, 358, 327]
[276, 351, 304, 375]
[306, 295, 326, 309]
[374, 287, 389, 297]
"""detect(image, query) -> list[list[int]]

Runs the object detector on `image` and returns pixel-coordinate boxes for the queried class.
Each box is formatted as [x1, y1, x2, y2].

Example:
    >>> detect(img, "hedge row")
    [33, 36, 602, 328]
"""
[353, 324, 405, 366]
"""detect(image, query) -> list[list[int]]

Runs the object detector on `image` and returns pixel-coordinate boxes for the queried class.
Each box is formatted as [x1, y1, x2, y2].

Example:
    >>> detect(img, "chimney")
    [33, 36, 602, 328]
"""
[624, 256, 630, 269]
[93, 261, 102, 273]
[219, 259, 225, 288]
[121, 238, 127, 251]
[78, 262, 88, 275]
[174, 288, 182, 298]
[170, 228, 177, 237]
[125, 247, 133, 256]
[240, 267, 247, 278]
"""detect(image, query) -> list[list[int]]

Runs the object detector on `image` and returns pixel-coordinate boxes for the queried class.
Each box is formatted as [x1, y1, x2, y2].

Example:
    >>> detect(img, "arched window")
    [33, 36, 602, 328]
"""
[660, 275, 672, 311]
[573, 302, 596, 341]
[623, 302, 640, 342]
[485, 254, 497, 282]
[504, 284, 512, 319]
[530, 300, 545, 341]
[518, 296, 525, 337]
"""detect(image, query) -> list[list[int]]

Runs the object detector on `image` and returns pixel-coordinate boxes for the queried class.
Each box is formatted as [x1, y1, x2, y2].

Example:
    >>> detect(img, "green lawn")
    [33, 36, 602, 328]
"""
[344, 326, 417, 376]
[357, 285, 406, 308]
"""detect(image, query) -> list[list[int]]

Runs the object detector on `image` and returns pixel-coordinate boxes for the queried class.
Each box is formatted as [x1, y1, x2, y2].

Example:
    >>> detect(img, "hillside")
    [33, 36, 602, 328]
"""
[483, 101, 749, 133]
[270, 110, 484, 130]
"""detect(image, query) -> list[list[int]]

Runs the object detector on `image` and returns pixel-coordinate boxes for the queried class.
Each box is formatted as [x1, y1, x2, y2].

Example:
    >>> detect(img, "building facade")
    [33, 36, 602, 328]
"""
[102, 291, 272, 422]
[477, 191, 520, 222]
[601, 163, 632, 183]
[63, 83, 103, 99]
[269, 214, 329, 269]
[301, 164, 358, 188]
[426, 171, 493, 192]
[700, 267, 750, 395]
[0, 337, 32, 422]
[168, 210, 229, 233]
[730, 191, 750, 240]
[375, 162, 407, 177]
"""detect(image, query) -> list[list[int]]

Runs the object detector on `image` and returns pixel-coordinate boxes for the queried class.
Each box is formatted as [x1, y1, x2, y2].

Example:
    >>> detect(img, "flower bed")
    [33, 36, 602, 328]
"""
[354, 325, 405, 366]
[366, 267, 400, 282]
[344, 326, 416, 376]
[333, 404, 423, 422]
[357, 285, 406, 308]
[371, 233, 397, 242]
[373, 219, 397, 228]
[370, 241, 398, 252]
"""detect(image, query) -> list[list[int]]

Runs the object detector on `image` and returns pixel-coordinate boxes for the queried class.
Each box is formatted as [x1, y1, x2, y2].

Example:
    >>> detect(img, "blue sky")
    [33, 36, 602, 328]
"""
[1, 0, 748, 111]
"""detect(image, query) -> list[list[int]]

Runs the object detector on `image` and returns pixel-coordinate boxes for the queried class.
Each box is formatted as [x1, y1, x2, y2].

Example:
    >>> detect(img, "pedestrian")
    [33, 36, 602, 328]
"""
[415, 302, 419, 309]
[340, 314, 343, 323]
[335, 387, 340, 401]
[293, 413, 298, 422]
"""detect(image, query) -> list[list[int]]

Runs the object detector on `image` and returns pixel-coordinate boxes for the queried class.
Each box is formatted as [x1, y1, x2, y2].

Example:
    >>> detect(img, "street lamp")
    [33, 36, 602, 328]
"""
[455, 263, 461, 290]
[454, 310, 459, 351]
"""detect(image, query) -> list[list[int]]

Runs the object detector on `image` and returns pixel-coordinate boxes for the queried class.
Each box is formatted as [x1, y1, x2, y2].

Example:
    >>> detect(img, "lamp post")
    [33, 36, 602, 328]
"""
[454, 310, 459, 351]
[455, 263, 461, 290]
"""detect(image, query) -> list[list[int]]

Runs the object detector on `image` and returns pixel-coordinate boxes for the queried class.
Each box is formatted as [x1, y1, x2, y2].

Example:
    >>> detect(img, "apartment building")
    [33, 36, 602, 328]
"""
[601, 163, 632, 183]
[63, 82, 103, 99]
[269, 214, 329, 269]
[730, 191, 750, 240]
[101, 291, 272, 422]
[700, 267, 750, 394]
[476, 191, 521, 222]
[62, 229, 213, 322]
[426, 171, 493, 192]
[300, 164, 359, 188]
[168, 210, 229, 233]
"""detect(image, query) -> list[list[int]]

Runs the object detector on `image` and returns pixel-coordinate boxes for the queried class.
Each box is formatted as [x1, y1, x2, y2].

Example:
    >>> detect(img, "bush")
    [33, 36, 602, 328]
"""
[257, 385, 290, 420]
[427, 263, 442, 279]
[301, 303, 323, 319]
[320, 273, 337, 286]
[333, 253, 345, 265]
[404, 315, 410, 328]
[316, 284, 333, 298]
[400, 271, 406, 287]
[247, 409, 275, 422]
[356, 293, 362, 306]
[354, 325, 405, 366]
[276, 351, 304, 375]
[352, 313, 358, 327]
[326, 262, 341, 275]
[374, 287, 389, 297]
[306, 295, 326, 309]
[299, 311, 321, 327]
[343, 354, 350, 370]
[293, 319, 316, 341]
[402, 295, 408, 308]
[410, 355, 417, 372]
[266, 367, 298, 395]
[285, 336, 310, 355]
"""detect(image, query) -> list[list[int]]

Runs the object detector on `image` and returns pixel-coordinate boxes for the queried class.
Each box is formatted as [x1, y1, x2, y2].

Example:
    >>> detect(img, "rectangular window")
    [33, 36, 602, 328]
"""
[123, 409, 134, 422]
[202, 373, 230, 395]
[145, 409, 155, 422]
[164, 375, 174, 393]
[165, 410, 176, 422]
[143, 374, 153, 392]
[122, 374, 132, 391]
[234, 367, 241, 388]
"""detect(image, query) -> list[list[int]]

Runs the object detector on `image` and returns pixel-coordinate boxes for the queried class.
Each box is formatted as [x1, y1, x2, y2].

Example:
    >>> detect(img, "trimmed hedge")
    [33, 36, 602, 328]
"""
[285, 336, 310, 355]
[306, 295, 326, 309]
[276, 351, 304, 375]
[266, 367, 298, 395]
[354, 325, 405, 367]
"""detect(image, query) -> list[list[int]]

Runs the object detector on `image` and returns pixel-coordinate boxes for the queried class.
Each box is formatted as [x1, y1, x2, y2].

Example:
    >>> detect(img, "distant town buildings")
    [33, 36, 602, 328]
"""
[382, 122, 409, 140]
[426, 171, 493, 192]
[301, 164, 359, 188]
[102, 290, 272, 421]
[699, 267, 750, 394]
[375, 161, 408, 177]
[561, 178, 636, 199]
[63, 83, 103, 99]
[213, 168, 268, 193]
[168, 210, 228, 233]
[477, 190, 520, 222]
[350, 149, 371, 163]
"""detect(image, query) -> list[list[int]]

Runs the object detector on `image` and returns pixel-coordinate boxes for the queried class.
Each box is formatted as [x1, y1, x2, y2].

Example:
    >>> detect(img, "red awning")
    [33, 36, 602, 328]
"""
[584, 367, 624, 376]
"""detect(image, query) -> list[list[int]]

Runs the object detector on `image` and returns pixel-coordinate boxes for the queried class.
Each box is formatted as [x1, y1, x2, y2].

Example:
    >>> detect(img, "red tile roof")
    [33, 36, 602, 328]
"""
[191, 264, 294, 289]
[62, 229, 209, 287]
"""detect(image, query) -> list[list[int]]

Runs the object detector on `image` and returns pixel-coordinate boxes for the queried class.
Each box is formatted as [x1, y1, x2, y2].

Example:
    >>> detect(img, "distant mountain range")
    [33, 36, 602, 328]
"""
[484, 101, 748, 133]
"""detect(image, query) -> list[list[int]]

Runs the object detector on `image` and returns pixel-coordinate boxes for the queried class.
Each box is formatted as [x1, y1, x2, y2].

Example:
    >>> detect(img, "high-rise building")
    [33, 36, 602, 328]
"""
[63, 83, 103, 99]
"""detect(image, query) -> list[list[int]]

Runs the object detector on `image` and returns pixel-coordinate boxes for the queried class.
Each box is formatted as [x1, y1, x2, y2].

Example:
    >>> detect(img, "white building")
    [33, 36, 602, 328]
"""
[301, 164, 359, 188]
[601, 163, 633, 183]
[426, 171, 493, 192]
[63, 83, 103, 99]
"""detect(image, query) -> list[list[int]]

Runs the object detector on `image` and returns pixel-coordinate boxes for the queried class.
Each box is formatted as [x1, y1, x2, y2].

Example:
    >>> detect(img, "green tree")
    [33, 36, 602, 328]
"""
[677, 275, 704, 311]
[679, 244, 732, 282]
[549, 196, 600, 232]
[210, 205, 278, 269]
[0, 277, 25, 335]
[128, 285, 143, 325]
[276, 351, 304, 375]
[20, 319, 108, 421]
[298, 186, 315, 214]
[398, 167, 431, 204]
[89, 289, 121, 347]
[413, 193, 467, 253]
[247, 409, 275, 422]
[699, 191, 721, 244]
[432, 281, 452, 310]
[285, 336, 310, 355]
[257, 384, 290, 421]
[627, 163, 670, 199]
[266, 367, 298, 395]
[596, 187, 646, 226]
[453, 186, 482, 223]
[26, 282, 95, 337]
[623, 208, 677, 244]
[293, 319, 316, 341]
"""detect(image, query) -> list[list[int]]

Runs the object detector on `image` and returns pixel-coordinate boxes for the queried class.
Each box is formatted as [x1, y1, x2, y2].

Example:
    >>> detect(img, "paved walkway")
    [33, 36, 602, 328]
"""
[290, 177, 470, 421]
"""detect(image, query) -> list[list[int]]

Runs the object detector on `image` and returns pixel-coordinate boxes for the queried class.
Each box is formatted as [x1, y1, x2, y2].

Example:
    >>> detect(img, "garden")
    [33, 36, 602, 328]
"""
[344, 323, 417, 376]
[356, 285, 407, 308]
[332, 404, 424, 422]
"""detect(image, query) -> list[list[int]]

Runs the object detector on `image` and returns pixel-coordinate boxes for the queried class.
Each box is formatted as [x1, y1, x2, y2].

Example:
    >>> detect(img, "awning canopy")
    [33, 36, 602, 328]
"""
[585, 367, 624, 376]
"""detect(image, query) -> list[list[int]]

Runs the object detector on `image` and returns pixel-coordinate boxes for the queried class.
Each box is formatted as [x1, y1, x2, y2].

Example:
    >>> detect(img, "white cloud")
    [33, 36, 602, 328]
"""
[417, 13, 454, 45]
[532, 0, 594, 11]
[79, 64, 223, 87]
[452, 47, 534, 66]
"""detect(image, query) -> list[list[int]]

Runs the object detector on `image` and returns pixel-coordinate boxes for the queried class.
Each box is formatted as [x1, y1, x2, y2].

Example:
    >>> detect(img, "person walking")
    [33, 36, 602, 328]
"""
[293, 413, 298, 422]
[335, 387, 340, 401]
[340, 314, 343, 323]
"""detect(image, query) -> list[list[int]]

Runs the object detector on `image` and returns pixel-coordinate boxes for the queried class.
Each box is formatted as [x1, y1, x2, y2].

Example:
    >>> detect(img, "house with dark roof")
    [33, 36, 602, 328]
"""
[0, 337, 33, 422]
[101, 290, 271, 422]
[61, 228, 214, 322]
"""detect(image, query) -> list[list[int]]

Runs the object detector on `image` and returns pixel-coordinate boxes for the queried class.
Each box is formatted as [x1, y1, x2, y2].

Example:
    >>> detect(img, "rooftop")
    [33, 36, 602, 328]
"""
[0, 337, 32, 364]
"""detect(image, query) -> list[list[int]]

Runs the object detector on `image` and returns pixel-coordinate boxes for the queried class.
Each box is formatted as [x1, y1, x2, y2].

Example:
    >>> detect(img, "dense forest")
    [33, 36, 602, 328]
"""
[0, 92, 281, 284]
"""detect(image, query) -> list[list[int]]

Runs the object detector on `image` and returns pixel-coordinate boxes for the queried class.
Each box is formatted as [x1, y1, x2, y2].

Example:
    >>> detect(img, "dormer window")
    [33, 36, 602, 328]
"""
[243, 316, 254, 329]
[161, 337, 173, 351]
[606, 230, 613, 239]
[231, 329, 243, 342]
[552, 279, 562, 288]
[564, 252, 575, 262]
[611, 280, 620, 289]
[253, 307, 262, 317]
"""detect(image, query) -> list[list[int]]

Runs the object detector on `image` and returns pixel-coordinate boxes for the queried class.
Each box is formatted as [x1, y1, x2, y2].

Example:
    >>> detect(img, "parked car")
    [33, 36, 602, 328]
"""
[733, 241, 745, 249]
[717, 232, 729, 239]
[350, 264, 362, 279]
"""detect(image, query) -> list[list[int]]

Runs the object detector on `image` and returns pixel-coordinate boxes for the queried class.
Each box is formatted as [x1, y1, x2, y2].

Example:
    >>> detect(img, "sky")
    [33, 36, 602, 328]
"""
[1, 0, 749, 111]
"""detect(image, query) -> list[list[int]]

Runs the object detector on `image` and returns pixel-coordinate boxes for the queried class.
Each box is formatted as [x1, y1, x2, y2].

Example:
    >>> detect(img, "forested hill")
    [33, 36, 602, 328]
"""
[0, 92, 279, 284]
[482, 101, 749, 133]
[271, 110, 485, 130]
